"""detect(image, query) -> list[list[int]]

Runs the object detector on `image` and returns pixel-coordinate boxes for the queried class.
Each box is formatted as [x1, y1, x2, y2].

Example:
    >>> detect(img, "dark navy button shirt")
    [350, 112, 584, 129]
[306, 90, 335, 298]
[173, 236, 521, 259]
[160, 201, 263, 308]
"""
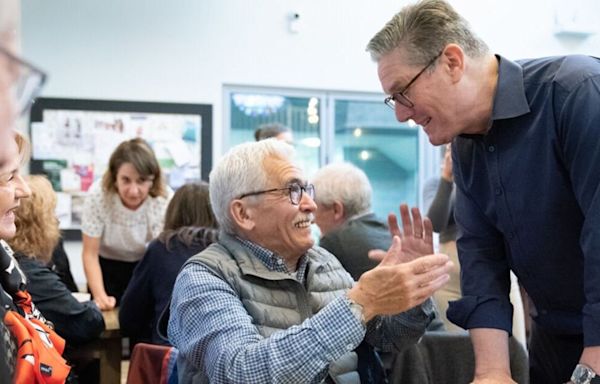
[447, 54, 600, 346]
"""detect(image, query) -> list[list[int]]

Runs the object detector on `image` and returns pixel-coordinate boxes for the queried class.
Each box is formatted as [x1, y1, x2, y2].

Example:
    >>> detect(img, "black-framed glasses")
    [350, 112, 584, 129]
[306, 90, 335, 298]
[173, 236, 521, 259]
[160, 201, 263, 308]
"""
[384, 50, 443, 110]
[0, 46, 47, 116]
[238, 182, 315, 205]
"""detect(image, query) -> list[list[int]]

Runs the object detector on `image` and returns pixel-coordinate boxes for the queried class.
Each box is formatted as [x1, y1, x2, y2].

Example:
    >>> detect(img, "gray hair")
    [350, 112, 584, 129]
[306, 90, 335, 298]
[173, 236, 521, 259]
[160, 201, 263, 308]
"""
[254, 123, 291, 141]
[312, 162, 372, 219]
[209, 138, 296, 234]
[366, 0, 488, 66]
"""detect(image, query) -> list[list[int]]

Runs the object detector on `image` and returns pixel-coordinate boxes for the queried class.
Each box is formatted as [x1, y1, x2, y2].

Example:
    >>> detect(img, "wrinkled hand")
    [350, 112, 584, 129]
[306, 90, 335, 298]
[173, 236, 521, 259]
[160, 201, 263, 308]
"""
[94, 294, 117, 311]
[368, 204, 433, 264]
[349, 237, 452, 322]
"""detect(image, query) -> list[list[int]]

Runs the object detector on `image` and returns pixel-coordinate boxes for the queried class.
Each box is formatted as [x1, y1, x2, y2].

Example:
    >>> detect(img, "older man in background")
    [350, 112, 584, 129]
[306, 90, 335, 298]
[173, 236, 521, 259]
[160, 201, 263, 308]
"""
[313, 162, 397, 281]
[167, 139, 452, 383]
[313, 162, 447, 383]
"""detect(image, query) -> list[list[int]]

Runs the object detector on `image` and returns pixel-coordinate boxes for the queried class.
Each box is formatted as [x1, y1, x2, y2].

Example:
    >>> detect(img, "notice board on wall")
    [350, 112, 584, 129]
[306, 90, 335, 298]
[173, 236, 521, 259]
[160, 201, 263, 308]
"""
[29, 97, 212, 236]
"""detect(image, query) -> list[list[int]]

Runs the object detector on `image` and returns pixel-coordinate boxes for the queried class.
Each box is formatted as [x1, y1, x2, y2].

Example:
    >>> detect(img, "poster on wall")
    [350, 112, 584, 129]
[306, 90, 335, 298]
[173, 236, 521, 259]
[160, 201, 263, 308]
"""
[29, 98, 212, 233]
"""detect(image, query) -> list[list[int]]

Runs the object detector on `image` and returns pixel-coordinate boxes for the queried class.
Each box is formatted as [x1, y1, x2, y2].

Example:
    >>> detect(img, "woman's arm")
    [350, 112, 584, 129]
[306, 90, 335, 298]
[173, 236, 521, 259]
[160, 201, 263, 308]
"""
[21, 257, 105, 345]
[82, 234, 115, 310]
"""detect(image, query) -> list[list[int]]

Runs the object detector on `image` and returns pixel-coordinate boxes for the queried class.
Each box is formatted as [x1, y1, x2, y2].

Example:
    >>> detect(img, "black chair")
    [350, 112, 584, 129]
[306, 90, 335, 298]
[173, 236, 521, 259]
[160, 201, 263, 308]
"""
[387, 331, 529, 384]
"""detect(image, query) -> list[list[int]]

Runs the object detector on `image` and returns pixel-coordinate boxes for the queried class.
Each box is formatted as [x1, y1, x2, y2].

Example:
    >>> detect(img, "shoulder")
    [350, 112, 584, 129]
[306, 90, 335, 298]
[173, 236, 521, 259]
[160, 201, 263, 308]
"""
[146, 194, 170, 214]
[185, 241, 232, 268]
[142, 239, 168, 260]
[343, 214, 387, 236]
[520, 55, 600, 91]
[86, 180, 106, 198]
[307, 246, 354, 284]
[14, 255, 43, 274]
[308, 246, 345, 269]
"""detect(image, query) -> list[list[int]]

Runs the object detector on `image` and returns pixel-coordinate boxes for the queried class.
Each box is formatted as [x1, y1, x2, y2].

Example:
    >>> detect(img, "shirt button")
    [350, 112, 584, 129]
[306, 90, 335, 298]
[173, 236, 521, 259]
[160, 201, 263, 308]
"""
[346, 344, 353, 351]
[495, 188, 502, 196]
[488, 145, 495, 152]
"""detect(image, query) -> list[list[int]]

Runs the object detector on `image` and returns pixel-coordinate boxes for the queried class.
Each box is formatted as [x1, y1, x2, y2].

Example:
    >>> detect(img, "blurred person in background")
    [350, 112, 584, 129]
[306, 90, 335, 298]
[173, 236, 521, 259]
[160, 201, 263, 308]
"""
[81, 138, 171, 310]
[120, 181, 218, 345]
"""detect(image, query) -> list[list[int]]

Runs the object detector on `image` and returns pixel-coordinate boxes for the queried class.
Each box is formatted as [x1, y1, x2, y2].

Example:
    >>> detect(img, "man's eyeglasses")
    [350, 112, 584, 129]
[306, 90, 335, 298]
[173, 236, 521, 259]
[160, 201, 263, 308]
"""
[238, 182, 315, 205]
[0, 46, 47, 116]
[384, 50, 443, 110]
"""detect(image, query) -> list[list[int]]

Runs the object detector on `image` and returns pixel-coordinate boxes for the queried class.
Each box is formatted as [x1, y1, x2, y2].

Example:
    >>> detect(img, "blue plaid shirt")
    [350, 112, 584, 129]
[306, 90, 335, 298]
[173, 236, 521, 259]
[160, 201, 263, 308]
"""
[168, 236, 432, 383]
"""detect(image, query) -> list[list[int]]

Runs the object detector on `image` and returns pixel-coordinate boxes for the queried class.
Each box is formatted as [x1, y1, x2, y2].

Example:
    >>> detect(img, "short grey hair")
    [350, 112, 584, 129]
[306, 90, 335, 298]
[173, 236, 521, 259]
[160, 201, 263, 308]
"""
[366, 0, 488, 66]
[312, 162, 372, 219]
[209, 138, 296, 234]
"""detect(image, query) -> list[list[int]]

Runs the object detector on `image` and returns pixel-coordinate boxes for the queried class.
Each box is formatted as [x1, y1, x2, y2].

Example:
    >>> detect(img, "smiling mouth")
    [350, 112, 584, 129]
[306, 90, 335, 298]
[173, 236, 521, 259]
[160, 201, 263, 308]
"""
[294, 217, 313, 229]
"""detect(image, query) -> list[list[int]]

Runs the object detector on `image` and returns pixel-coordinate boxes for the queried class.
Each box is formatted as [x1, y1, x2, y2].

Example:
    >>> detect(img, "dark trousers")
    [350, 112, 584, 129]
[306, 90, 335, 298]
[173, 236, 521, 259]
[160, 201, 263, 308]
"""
[98, 256, 138, 306]
[529, 322, 582, 384]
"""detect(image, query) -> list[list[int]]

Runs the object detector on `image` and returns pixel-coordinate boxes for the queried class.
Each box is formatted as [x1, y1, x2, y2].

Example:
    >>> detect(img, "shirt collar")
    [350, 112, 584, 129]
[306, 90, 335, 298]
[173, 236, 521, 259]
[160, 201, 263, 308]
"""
[235, 236, 309, 282]
[491, 54, 531, 121]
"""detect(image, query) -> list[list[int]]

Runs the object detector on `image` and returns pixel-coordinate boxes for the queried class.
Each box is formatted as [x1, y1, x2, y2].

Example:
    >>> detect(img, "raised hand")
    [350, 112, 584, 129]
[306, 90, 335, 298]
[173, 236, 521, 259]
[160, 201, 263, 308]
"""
[349, 241, 452, 322]
[368, 204, 434, 264]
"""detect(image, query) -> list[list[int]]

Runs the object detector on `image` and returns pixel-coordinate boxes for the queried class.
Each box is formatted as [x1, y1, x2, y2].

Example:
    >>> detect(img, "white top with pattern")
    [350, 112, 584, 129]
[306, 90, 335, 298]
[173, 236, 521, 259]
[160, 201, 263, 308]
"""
[81, 181, 170, 262]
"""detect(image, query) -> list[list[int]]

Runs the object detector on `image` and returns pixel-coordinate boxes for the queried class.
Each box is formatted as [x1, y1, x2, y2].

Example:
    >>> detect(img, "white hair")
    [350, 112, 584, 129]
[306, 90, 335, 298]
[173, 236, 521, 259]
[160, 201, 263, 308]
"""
[209, 138, 296, 234]
[312, 162, 372, 218]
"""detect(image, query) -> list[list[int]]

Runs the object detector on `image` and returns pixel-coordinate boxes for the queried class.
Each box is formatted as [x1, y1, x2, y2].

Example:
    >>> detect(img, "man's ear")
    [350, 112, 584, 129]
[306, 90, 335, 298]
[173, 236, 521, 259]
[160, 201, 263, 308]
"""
[230, 199, 256, 231]
[332, 201, 345, 222]
[442, 43, 465, 83]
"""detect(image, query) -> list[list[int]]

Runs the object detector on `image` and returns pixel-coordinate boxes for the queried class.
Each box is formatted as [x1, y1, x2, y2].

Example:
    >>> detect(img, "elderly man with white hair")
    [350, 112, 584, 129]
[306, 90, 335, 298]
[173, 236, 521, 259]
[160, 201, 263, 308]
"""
[167, 139, 453, 383]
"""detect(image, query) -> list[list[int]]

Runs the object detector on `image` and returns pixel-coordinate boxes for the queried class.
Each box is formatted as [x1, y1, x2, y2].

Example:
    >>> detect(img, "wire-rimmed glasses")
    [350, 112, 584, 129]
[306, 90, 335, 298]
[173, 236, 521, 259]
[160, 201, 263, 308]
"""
[384, 50, 443, 110]
[238, 182, 315, 205]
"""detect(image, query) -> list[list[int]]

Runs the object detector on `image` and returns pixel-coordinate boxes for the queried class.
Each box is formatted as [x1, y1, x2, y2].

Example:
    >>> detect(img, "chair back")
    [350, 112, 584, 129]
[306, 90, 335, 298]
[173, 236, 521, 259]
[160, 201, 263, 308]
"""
[127, 342, 178, 384]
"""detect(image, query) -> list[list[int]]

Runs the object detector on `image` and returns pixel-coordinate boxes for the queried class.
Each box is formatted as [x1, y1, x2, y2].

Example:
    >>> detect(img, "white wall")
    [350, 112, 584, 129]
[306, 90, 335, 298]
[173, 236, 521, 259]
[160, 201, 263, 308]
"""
[21, 0, 600, 286]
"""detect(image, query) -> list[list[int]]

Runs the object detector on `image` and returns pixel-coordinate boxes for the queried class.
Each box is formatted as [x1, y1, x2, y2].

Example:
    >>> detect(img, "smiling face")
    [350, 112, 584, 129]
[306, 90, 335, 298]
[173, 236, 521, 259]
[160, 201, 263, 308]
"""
[115, 162, 154, 210]
[241, 155, 317, 263]
[0, 135, 31, 240]
[378, 47, 468, 146]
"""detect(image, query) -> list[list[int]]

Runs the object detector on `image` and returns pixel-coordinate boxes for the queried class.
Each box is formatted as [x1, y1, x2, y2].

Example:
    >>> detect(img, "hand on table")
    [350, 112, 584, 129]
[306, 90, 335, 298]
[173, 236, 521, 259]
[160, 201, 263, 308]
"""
[94, 294, 117, 311]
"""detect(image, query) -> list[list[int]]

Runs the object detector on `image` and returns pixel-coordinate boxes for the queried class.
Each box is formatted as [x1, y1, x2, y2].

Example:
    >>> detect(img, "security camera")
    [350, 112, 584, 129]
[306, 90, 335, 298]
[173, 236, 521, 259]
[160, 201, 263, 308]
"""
[288, 12, 302, 33]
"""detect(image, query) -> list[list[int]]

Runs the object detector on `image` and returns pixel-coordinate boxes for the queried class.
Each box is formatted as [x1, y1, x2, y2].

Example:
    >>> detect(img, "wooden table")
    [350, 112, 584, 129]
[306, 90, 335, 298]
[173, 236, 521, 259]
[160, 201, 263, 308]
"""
[74, 308, 122, 384]
[99, 309, 121, 384]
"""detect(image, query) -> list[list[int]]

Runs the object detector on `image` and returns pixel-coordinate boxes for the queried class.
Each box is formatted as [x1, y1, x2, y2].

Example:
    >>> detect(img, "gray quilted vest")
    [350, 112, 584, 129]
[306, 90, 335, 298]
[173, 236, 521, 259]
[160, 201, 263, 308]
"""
[176, 233, 361, 383]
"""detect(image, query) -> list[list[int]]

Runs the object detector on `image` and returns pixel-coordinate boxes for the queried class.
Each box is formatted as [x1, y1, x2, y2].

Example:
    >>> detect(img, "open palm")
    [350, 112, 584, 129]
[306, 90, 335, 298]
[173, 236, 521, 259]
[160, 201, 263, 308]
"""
[369, 204, 434, 264]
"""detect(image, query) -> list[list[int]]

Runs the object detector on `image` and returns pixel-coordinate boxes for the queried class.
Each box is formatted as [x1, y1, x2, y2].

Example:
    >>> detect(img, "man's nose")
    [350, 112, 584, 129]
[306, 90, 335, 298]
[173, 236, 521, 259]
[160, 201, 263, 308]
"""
[299, 192, 317, 212]
[395, 103, 413, 122]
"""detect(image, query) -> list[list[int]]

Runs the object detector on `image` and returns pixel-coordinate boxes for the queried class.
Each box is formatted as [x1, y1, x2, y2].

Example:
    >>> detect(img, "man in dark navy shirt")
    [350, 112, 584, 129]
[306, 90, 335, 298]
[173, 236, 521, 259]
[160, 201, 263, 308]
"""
[367, 1, 600, 383]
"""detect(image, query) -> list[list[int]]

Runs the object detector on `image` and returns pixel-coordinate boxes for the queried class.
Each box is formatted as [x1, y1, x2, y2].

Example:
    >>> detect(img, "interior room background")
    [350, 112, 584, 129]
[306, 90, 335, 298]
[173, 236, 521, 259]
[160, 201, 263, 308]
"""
[21, 0, 600, 287]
